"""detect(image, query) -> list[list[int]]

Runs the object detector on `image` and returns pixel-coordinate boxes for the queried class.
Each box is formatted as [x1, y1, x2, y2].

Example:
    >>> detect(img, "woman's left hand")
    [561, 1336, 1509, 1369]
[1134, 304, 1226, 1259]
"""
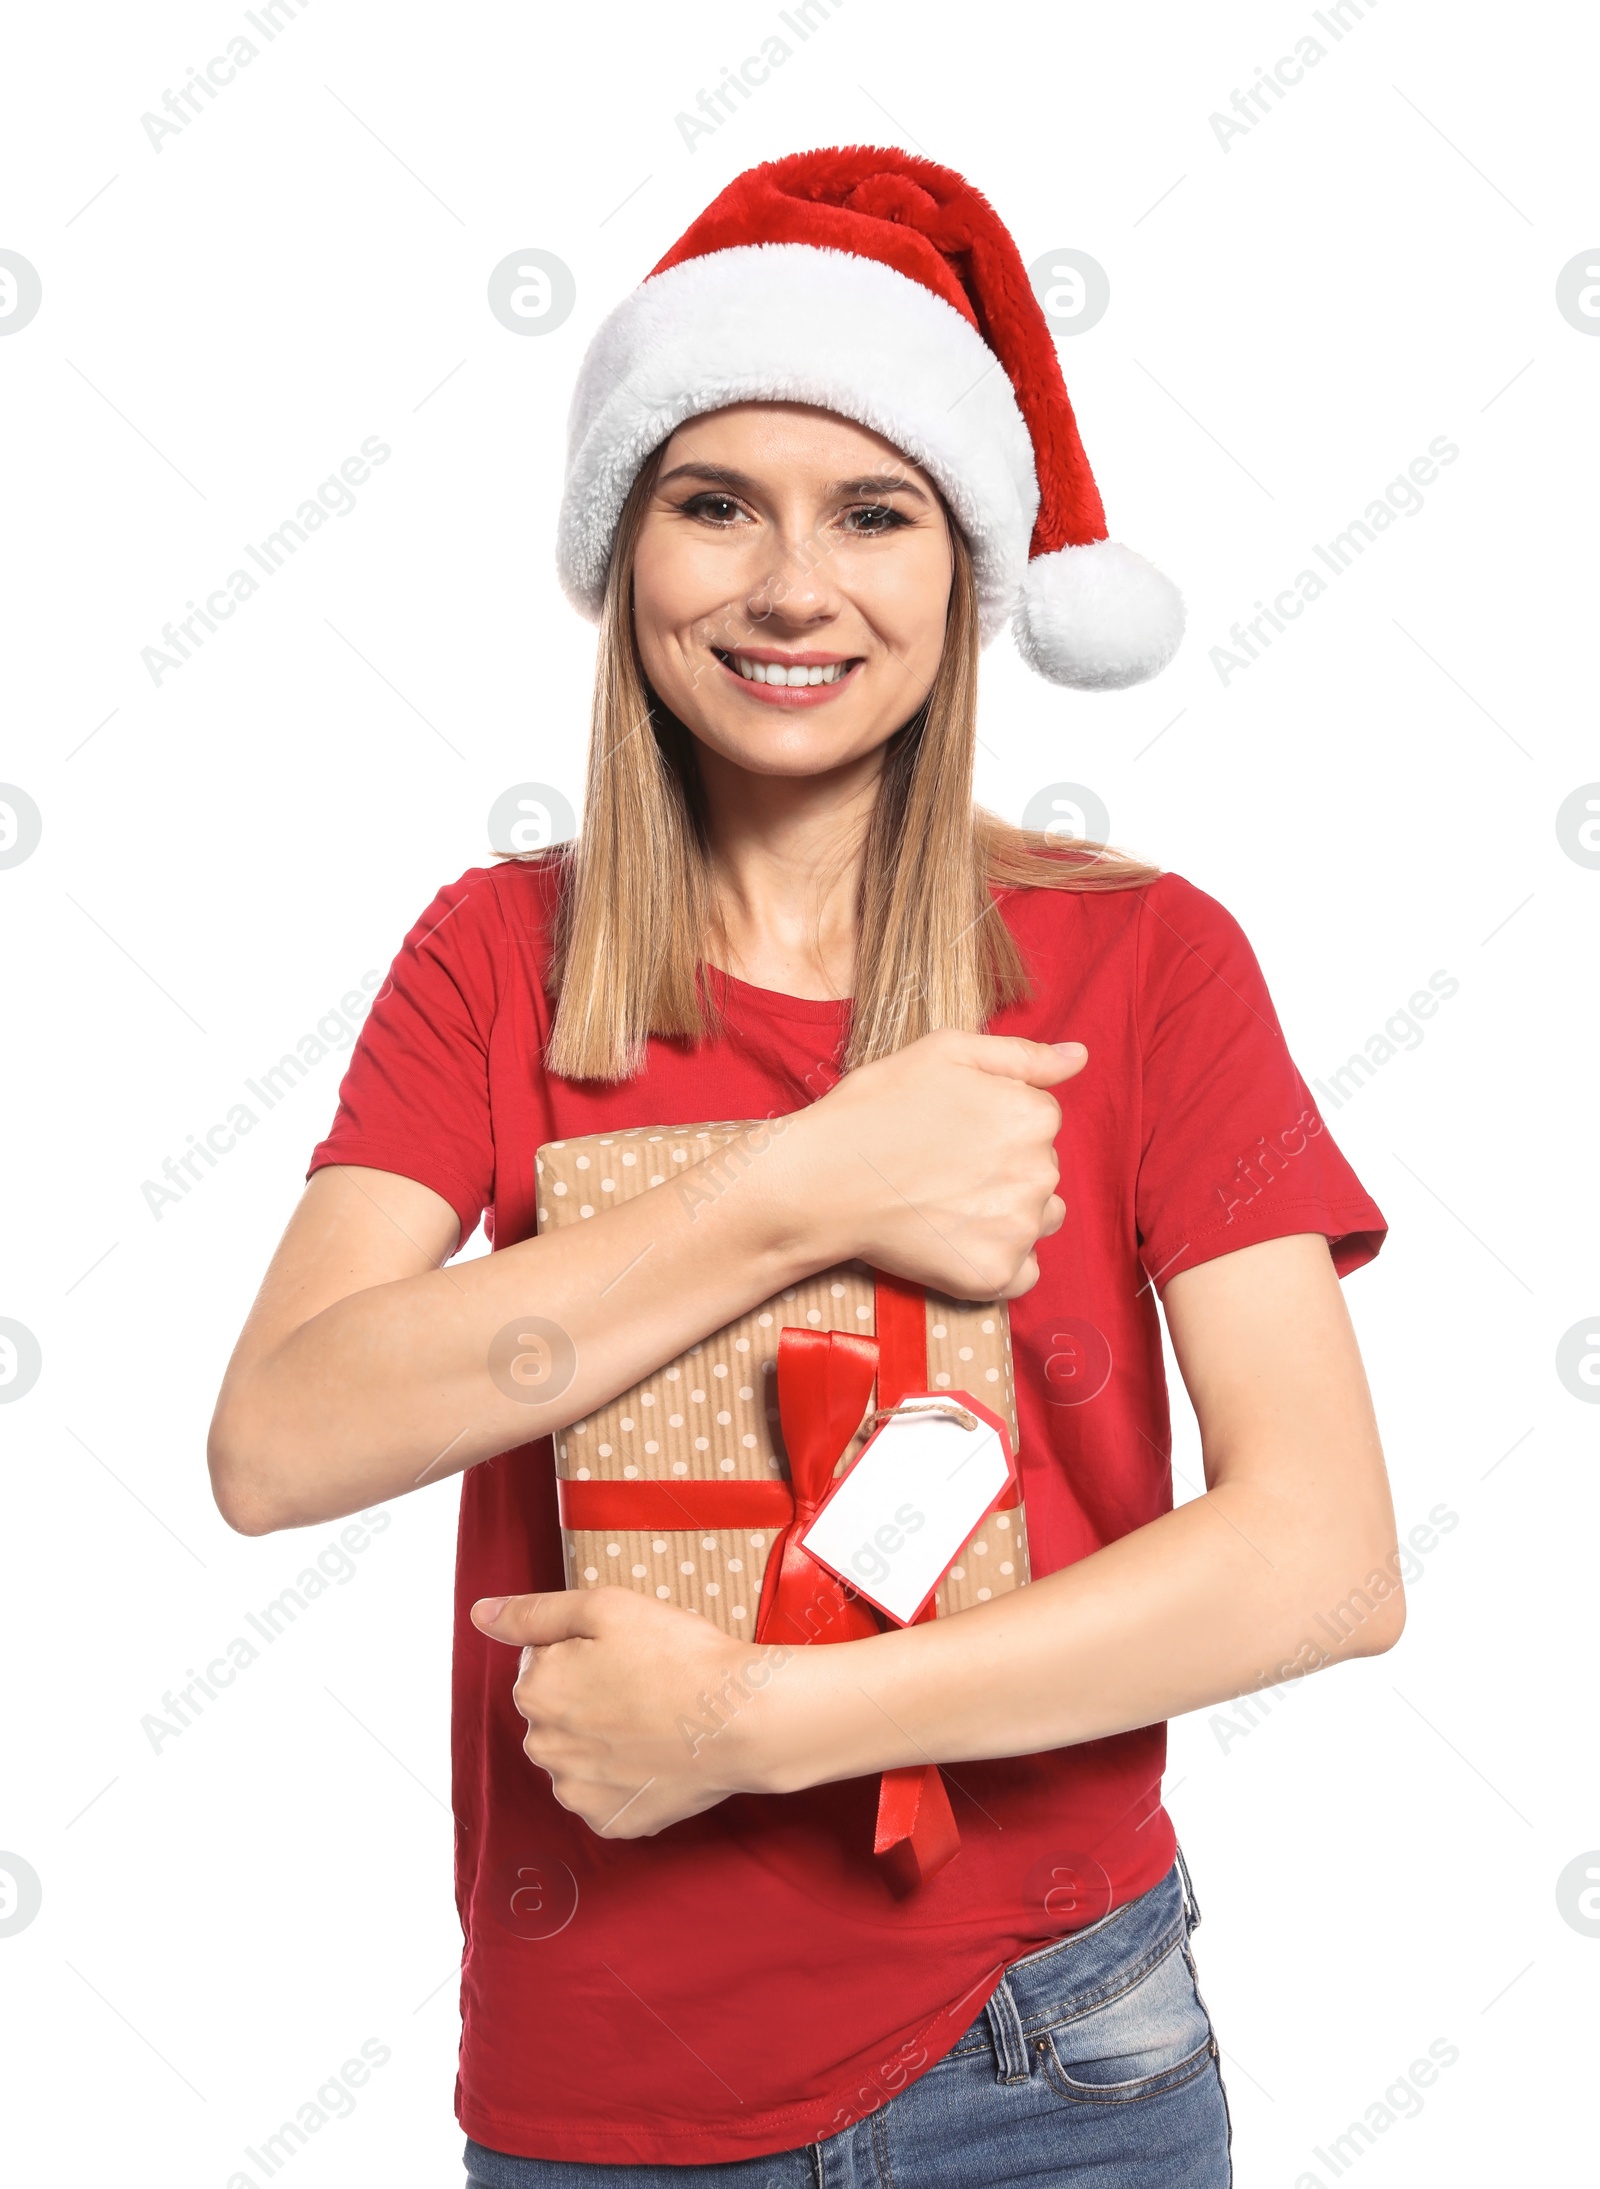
[470, 1587, 800, 1835]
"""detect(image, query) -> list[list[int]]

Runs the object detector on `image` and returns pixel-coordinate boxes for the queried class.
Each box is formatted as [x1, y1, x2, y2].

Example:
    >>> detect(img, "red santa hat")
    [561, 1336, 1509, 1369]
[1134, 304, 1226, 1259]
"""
[557, 146, 1183, 690]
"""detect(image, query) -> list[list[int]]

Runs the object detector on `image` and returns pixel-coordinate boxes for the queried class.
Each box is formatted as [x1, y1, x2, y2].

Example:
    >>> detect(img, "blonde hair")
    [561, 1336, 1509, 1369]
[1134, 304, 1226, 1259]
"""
[536, 443, 1160, 1082]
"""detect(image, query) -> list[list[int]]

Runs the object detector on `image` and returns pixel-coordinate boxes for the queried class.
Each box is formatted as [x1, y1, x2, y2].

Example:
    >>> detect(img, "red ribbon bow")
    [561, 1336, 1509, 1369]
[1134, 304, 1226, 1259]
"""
[752, 1327, 884, 1650]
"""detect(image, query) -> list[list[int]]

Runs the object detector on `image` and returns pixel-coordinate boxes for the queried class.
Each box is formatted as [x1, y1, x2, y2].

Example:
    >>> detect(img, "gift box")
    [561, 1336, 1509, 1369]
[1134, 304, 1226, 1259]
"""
[535, 1118, 1033, 1886]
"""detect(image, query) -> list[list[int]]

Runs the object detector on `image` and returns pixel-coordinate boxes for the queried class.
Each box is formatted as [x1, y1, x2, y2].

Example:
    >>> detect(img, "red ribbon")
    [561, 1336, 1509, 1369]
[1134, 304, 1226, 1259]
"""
[557, 1479, 792, 1529]
[746, 1321, 958, 1891]
[872, 1269, 929, 1411]
[854, 1272, 963, 1889]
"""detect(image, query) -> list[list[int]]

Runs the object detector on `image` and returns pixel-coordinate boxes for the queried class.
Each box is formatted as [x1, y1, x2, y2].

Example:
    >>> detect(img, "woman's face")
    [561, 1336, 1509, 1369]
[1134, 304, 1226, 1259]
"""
[631, 403, 954, 781]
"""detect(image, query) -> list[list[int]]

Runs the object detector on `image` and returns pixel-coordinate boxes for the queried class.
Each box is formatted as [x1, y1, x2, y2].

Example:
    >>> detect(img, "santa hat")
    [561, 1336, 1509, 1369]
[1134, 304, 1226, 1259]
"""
[556, 146, 1183, 690]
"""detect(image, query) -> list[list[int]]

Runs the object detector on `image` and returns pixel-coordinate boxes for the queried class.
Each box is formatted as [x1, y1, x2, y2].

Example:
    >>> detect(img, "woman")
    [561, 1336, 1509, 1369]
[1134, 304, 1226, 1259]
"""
[209, 150, 1401, 2186]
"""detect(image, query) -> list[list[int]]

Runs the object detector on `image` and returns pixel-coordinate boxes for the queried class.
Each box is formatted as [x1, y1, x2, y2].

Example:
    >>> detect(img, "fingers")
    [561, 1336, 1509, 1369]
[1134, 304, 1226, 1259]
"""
[471, 1587, 626, 1647]
[959, 1034, 1088, 1087]
[999, 1251, 1042, 1300]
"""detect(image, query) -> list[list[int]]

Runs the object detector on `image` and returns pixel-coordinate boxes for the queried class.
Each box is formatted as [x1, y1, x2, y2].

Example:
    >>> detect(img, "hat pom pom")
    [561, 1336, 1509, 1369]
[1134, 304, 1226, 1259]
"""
[1012, 540, 1185, 691]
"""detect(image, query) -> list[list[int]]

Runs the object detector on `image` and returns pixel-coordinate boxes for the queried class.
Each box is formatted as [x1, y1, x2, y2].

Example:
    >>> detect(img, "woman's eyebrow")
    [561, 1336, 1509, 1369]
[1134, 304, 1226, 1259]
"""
[656, 461, 930, 504]
[656, 461, 758, 491]
[829, 472, 931, 503]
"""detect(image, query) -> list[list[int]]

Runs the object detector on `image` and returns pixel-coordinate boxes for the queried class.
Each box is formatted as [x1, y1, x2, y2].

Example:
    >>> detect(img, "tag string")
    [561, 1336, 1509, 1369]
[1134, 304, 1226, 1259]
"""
[869, 1397, 980, 1433]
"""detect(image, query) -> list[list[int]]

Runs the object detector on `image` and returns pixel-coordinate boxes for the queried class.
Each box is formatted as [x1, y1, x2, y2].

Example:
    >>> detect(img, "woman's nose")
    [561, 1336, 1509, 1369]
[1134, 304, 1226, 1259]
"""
[744, 527, 836, 627]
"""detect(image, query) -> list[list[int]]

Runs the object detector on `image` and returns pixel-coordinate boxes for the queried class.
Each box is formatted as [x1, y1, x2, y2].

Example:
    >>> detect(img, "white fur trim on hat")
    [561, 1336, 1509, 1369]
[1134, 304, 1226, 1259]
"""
[1012, 541, 1186, 691]
[557, 243, 1038, 643]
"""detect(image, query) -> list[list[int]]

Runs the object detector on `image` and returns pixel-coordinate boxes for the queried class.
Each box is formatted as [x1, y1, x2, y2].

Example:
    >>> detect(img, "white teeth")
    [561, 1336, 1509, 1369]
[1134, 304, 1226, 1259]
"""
[729, 655, 847, 686]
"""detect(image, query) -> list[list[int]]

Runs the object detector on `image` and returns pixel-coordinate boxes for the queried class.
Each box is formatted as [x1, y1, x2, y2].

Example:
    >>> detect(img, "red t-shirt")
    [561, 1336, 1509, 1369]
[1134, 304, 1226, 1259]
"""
[307, 857, 1385, 2165]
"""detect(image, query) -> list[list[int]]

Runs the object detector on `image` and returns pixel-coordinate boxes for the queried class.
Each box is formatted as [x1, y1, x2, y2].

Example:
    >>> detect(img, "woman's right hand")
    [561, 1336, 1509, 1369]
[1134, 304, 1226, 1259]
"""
[768, 1031, 1085, 1300]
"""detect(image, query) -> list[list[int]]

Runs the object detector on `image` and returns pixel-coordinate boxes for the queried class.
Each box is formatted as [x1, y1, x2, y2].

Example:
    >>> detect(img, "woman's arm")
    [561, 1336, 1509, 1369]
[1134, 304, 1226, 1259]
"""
[478, 1231, 1403, 1833]
[207, 1031, 1077, 1534]
[780, 1229, 1404, 1770]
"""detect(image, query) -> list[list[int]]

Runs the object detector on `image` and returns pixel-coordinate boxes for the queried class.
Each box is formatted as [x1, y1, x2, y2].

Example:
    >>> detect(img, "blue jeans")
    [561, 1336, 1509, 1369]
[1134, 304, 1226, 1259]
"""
[464, 1857, 1231, 2187]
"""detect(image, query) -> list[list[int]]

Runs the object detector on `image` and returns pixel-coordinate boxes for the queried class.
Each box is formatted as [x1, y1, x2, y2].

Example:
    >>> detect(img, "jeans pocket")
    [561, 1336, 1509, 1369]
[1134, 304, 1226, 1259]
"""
[1037, 1936, 1217, 2106]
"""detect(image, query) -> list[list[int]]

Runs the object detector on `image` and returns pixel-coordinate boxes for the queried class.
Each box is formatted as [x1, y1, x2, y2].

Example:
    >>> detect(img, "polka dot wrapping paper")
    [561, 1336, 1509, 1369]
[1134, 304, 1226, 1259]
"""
[536, 1122, 1031, 1636]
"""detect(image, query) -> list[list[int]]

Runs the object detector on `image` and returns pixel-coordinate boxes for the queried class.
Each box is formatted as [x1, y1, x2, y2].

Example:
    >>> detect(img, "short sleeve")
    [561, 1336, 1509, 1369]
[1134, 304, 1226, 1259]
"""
[306, 867, 504, 1250]
[1133, 876, 1386, 1291]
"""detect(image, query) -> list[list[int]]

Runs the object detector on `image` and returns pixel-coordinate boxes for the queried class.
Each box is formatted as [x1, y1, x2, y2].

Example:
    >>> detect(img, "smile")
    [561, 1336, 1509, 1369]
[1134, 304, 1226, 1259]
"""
[719, 652, 851, 686]
[711, 648, 863, 706]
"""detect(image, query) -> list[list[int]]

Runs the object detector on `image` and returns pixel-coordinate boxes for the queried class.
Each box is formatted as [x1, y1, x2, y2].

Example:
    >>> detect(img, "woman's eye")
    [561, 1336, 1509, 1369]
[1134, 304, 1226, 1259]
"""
[683, 493, 746, 525]
[843, 504, 907, 534]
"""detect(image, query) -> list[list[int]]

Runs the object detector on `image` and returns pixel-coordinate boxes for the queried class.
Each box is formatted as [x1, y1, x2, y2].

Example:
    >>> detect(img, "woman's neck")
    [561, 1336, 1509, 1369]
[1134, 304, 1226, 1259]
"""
[696, 743, 883, 1001]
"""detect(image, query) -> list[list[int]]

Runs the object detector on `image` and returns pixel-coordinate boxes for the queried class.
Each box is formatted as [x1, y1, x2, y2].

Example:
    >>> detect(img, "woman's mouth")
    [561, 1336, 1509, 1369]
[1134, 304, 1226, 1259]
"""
[710, 648, 863, 706]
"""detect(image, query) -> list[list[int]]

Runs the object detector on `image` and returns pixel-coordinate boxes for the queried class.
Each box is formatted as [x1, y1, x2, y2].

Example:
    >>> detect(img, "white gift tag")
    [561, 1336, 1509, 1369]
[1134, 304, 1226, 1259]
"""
[799, 1398, 1014, 1626]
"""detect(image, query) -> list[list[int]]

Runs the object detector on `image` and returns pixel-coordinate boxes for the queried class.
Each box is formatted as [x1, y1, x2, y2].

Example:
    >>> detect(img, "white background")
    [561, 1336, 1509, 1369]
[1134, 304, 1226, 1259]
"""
[2, 2, 1595, 2182]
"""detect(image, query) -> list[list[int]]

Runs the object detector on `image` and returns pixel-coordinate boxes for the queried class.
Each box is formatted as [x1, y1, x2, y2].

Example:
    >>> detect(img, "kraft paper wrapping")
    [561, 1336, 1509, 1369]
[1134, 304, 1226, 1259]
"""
[535, 1121, 1032, 1637]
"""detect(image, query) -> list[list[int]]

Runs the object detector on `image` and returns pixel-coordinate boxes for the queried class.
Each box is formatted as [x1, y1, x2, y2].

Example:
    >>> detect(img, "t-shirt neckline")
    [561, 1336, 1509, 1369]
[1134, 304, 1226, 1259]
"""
[706, 964, 852, 1026]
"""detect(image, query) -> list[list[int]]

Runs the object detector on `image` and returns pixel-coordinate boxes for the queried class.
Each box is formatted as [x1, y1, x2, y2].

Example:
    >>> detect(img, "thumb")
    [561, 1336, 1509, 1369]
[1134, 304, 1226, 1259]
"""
[471, 1590, 607, 1647]
[964, 1034, 1088, 1087]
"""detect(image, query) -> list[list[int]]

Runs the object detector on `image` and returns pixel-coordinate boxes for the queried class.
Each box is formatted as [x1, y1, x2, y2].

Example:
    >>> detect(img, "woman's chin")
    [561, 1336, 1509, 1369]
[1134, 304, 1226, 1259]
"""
[667, 677, 938, 782]
[685, 715, 889, 783]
